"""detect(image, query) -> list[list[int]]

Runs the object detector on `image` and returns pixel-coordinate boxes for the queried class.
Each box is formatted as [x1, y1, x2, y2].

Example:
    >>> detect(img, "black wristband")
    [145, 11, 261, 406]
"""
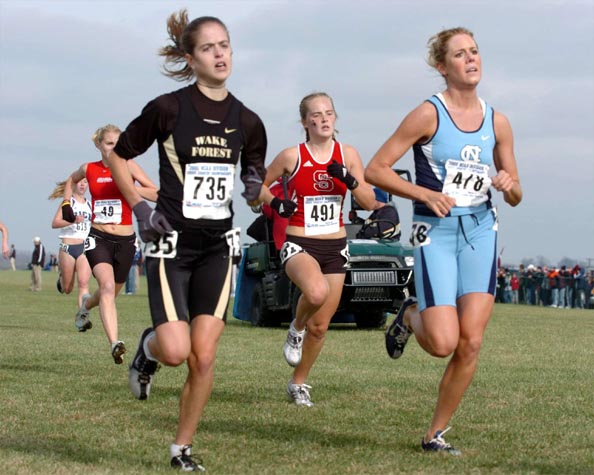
[347, 178, 359, 190]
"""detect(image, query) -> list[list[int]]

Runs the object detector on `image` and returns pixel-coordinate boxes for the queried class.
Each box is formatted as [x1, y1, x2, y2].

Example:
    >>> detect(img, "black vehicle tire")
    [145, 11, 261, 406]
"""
[354, 311, 387, 329]
[251, 284, 282, 327]
[251, 285, 270, 327]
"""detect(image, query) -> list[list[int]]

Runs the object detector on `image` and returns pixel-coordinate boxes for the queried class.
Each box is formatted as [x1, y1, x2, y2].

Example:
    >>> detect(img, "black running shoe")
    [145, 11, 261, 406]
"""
[170, 445, 206, 472]
[56, 275, 64, 294]
[421, 427, 462, 456]
[385, 296, 417, 359]
[129, 328, 159, 400]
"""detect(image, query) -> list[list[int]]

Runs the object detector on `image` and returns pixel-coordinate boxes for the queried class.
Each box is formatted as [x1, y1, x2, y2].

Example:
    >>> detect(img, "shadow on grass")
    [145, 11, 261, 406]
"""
[0, 434, 161, 471]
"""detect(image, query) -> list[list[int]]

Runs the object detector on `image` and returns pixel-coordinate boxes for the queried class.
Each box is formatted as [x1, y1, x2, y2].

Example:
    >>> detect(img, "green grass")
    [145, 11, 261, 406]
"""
[1, 270, 593, 474]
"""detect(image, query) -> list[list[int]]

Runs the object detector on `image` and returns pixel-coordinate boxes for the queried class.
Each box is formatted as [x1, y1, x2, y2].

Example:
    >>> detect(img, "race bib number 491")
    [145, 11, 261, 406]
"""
[303, 195, 342, 236]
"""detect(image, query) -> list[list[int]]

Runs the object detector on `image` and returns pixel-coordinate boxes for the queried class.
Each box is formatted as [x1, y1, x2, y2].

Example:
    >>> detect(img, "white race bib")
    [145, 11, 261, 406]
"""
[183, 163, 235, 220]
[303, 195, 342, 236]
[409, 221, 432, 248]
[144, 231, 179, 259]
[443, 159, 492, 207]
[94, 199, 122, 224]
[84, 236, 96, 251]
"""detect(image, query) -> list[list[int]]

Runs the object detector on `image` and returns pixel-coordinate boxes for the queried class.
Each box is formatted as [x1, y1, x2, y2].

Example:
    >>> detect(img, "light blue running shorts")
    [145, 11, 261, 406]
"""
[410, 207, 498, 312]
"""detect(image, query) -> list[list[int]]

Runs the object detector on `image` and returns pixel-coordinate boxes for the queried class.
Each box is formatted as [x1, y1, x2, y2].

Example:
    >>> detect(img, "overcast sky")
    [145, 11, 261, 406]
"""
[0, 0, 592, 267]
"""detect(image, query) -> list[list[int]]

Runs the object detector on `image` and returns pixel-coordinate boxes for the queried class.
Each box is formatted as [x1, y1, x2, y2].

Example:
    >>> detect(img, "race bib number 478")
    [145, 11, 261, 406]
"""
[443, 159, 491, 207]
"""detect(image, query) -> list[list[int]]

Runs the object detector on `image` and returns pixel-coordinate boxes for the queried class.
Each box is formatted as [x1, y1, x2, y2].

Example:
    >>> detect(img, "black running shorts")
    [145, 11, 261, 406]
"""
[85, 228, 136, 283]
[281, 235, 349, 274]
[145, 228, 233, 328]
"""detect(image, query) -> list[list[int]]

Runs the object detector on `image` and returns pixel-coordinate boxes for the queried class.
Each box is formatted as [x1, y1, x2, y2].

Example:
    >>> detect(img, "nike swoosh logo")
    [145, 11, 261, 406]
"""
[481, 135, 490, 141]
[225, 128, 237, 134]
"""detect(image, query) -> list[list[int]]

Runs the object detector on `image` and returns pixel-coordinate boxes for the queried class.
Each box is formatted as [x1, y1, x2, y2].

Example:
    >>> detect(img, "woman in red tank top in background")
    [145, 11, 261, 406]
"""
[63, 124, 158, 364]
[259, 92, 380, 406]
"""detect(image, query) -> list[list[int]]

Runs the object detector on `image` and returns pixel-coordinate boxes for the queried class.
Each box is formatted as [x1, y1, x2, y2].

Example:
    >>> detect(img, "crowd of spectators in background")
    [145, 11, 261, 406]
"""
[496, 264, 594, 309]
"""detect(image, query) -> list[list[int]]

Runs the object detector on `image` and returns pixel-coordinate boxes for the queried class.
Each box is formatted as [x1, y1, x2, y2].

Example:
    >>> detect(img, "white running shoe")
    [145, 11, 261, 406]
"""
[287, 380, 314, 407]
[283, 321, 305, 367]
[75, 293, 92, 332]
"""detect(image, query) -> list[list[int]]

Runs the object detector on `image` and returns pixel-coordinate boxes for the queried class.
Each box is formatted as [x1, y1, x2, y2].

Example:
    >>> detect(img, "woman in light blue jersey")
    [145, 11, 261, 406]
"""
[366, 27, 522, 455]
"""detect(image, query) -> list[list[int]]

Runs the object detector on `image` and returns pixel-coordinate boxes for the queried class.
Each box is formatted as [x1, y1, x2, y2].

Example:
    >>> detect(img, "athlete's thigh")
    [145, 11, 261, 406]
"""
[412, 215, 458, 312]
[307, 273, 346, 328]
[285, 252, 326, 295]
[92, 262, 116, 288]
[155, 320, 192, 360]
[58, 249, 76, 285]
[456, 292, 494, 341]
[458, 209, 497, 298]
[189, 314, 226, 358]
[113, 236, 136, 283]
[146, 255, 192, 328]
[188, 239, 232, 320]
[420, 304, 460, 351]
[75, 255, 92, 284]
[321, 273, 346, 311]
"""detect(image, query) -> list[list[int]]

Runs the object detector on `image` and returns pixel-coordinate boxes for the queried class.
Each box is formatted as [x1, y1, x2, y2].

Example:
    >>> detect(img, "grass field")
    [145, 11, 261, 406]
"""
[1, 270, 593, 475]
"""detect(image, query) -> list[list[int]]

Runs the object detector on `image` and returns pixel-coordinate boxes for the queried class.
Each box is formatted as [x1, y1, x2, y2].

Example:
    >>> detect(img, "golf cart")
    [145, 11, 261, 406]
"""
[233, 170, 415, 328]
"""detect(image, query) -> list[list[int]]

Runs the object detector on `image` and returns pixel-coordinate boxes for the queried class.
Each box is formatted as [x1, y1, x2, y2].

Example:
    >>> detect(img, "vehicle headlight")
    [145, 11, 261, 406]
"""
[404, 256, 415, 267]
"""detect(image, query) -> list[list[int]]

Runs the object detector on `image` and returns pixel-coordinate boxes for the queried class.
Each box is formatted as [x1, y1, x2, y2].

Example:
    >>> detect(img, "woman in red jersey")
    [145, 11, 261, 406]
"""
[259, 92, 379, 407]
[63, 124, 157, 364]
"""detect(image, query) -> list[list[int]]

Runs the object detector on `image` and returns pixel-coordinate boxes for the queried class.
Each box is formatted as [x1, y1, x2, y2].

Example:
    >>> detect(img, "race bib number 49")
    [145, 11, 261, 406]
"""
[94, 199, 122, 224]
[443, 159, 492, 207]
[183, 163, 234, 220]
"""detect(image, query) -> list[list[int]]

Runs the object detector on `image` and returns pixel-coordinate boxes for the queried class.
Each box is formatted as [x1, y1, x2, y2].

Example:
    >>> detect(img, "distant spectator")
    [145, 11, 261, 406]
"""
[30, 237, 46, 291]
[572, 265, 586, 309]
[496, 267, 506, 303]
[504, 270, 512, 303]
[9, 244, 16, 271]
[510, 272, 519, 304]
[0, 221, 8, 259]
[49, 254, 59, 273]
[125, 238, 142, 295]
[535, 266, 547, 305]
[525, 265, 536, 305]
[558, 266, 570, 309]
[518, 264, 527, 304]
[548, 267, 560, 308]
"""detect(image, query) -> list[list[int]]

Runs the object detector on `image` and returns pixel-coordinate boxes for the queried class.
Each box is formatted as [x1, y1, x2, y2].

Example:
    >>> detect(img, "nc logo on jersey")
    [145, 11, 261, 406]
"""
[313, 170, 335, 192]
[459, 144, 482, 162]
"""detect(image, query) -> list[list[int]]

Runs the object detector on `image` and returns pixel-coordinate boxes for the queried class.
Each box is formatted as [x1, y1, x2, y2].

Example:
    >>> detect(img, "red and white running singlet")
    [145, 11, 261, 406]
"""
[288, 141, 348, 236]
[86, 160, 133, 225]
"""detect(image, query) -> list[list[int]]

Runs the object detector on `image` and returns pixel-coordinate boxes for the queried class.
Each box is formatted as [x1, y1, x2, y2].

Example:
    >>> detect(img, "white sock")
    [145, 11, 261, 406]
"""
[170, 443, 190, 458]
[110, 340, 123, 352]
[290, 320, 305, 334]
[143, 331, 157, 362]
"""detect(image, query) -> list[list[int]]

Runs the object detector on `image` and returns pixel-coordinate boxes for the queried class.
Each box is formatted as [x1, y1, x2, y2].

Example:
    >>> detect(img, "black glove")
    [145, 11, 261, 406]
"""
[132, 201, 173, 243]
[241, 166, 263, 202]
[270, 197, 297, 218]
[326, 160, 359, 190]
[61, 201, 76, 223]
